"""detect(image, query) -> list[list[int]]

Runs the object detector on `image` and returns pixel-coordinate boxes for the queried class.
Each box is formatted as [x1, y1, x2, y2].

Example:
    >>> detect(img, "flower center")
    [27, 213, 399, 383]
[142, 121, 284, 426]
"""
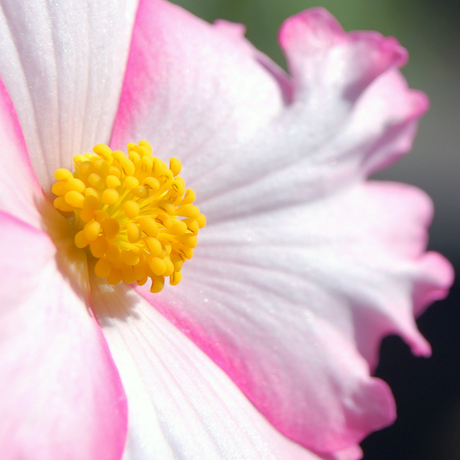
[52, 141, 205, 293]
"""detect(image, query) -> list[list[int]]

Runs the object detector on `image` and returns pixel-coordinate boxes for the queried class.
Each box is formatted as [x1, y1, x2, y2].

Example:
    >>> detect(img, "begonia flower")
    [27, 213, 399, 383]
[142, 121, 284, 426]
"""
[0, 0, 453, 459]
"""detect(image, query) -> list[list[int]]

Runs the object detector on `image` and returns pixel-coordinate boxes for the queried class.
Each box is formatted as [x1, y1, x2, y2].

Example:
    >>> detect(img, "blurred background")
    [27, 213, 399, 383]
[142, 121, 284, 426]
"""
[170, 1, 460, 458]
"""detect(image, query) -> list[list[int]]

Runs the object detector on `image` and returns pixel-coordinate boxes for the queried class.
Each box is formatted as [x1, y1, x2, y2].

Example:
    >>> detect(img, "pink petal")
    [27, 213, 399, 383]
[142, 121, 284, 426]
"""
[279, 8, 407, 97]
[110, 0, 285, 204]
[113, 3, 428, 223]
[0, 211, 127, 459]
[0, 77, 43, 228]
[90, 275, 359, 460]
[339, 69, 429, 176]
[110, 1, 452, 454]
[198, 13, 429, 222]
[136, 182, 451, 454]
[0, 0, 139, 194]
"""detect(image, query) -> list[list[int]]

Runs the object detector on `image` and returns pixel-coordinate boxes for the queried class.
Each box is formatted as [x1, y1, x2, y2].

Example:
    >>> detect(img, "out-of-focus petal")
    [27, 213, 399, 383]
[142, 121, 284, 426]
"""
[0, 0, 139, 194]
[212, 19, 294, 104]
[0, 211, 127, 460]
[90, 275, 355, 460]
[279, 8, 406, 97]
[200, 12, 429, 222]
[341, 69, 428, 176]
[0, 77, 42, 227]
[137, 182, 452, 453]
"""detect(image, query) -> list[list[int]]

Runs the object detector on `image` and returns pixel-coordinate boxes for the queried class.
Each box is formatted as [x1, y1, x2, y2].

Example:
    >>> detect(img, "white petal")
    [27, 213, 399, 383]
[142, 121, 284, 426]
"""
[0, 0, 138, 193]
[109, 2, 451, 453]
[139, 182, 451, 453]
[90, 275, 333, 460]
[111, 3, 426, 223]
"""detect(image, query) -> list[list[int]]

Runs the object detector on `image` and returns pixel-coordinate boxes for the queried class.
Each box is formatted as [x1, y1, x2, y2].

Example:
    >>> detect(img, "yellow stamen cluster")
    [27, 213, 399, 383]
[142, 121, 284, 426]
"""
[52, 141, 205, 293]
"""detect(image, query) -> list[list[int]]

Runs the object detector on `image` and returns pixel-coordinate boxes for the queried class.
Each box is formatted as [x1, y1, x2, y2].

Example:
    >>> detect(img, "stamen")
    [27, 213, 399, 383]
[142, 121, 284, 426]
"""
[52, 141, 205, 293]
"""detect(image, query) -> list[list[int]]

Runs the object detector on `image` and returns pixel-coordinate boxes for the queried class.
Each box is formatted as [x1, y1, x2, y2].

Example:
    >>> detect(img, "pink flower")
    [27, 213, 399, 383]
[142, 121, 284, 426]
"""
[0, 1, 453, 459]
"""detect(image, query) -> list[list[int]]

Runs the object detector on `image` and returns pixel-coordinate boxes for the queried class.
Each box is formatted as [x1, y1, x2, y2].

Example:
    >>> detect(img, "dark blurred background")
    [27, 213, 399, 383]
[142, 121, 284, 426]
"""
[171, 1, 460, 458]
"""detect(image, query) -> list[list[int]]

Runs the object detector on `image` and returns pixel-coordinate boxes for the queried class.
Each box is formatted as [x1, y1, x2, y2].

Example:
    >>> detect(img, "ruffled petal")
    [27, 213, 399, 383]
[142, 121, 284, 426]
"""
[0, 77, 43, 227]
[0, 211, 127, 459]
[112, 3, 426, 223]
[136, 182, 452, 453]
[274, 8, 429, 180]
[90, 275, 355, 460]
[279, 8, 406, 98]
[0, 0, 139, 194]
[200, 12, 428, 222]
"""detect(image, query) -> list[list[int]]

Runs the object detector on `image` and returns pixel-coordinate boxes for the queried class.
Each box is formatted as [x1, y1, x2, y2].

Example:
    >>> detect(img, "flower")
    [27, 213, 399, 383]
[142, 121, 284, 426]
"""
[0, 1, 453, 459]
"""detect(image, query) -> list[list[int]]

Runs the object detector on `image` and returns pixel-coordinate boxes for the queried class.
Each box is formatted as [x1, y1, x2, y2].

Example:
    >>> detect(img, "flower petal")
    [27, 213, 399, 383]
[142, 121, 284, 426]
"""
[136, 182, 452, 453]
[0, 77, 43, 227]
[112, 4, 428, 224]
[271, 8, 429, 182]
[110, 1, 451, 454]
[279, 8, 407, 98]
[199, 13, 429, 222]
[212, 19, 294, 104]
[0, 0, 139, 193]
[0, 211, 127, 459]
[110, 0, 285, 203]
[90, 275, 359, 460]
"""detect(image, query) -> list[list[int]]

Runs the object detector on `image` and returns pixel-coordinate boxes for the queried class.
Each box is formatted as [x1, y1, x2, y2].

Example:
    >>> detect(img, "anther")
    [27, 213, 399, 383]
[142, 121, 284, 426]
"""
[54, 168, 73, 181]
[51, 141, 205, 292]
[124, 201, 139, 219]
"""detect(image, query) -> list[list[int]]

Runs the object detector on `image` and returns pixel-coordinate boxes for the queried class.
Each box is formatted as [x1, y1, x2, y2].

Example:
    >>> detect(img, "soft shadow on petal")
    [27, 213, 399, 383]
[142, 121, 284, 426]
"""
[90, 275, 355, 460]
[0, 0, 139, 193]
[0, 211, 127, 460]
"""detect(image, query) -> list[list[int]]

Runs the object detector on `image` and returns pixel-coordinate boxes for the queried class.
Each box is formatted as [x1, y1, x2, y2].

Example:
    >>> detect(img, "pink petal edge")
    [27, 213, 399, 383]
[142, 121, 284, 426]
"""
[0, 75, 43, 228]
[279, 7, 407, 99]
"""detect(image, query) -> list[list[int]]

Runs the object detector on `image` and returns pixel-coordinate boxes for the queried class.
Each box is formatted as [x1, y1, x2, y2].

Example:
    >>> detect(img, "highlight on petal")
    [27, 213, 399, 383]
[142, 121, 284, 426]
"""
[90, 276, 353, 460]
[0, 0, 139, 194]
[0, 211, 127, 459]
[196, 61, 429, 223]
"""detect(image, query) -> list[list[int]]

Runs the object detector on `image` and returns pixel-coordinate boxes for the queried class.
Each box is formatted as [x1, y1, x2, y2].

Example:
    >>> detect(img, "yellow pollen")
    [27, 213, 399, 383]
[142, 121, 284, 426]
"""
[52, 141, 205, 293]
